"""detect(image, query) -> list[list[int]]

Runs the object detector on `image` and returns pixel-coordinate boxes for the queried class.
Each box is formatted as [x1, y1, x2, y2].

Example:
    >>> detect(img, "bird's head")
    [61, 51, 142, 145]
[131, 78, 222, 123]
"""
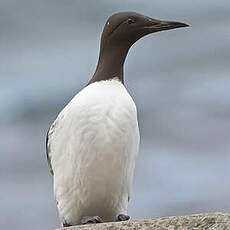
[101, 11, 189, 49]
[90, 12, 189, 84]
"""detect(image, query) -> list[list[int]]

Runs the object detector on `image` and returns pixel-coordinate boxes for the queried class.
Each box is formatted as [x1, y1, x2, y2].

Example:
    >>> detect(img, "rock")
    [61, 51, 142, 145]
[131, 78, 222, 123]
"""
[56, 213, 230, 230]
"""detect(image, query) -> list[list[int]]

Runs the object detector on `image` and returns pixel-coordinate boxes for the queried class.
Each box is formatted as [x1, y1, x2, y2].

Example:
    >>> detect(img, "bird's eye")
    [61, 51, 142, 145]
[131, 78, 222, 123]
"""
[128, 18, 135, 24]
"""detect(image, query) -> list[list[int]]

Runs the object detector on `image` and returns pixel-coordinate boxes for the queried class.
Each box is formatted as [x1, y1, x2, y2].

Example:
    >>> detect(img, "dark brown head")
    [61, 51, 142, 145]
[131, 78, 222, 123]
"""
[101, 11, 189, 49]
[89, 12, 189, 84]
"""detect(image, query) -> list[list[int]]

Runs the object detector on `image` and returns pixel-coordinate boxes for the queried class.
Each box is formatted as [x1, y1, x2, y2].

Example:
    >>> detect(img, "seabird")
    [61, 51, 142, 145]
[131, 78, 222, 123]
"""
[46, 11, 188, 227]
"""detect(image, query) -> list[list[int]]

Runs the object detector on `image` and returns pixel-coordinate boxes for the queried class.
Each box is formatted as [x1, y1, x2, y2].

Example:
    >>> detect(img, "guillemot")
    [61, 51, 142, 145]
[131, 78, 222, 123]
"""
[46, 12, 188, 227]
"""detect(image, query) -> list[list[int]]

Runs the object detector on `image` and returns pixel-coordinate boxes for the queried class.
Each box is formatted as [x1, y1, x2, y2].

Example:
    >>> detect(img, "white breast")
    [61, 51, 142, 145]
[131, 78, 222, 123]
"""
[48, 79, 140, 225]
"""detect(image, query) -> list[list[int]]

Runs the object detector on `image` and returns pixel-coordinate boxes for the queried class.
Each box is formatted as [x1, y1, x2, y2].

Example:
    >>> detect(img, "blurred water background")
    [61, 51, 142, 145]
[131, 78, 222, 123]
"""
[1, 0, 230, 229]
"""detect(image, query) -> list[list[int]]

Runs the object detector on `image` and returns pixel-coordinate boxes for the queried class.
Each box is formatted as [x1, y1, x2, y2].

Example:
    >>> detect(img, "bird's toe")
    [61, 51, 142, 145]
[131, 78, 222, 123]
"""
[80, 216, 103, 225]
[116, 214, 130, 221]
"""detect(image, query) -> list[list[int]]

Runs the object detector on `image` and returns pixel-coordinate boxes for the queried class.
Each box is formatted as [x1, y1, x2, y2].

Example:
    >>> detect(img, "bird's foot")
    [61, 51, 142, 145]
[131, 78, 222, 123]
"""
[62, 221, 72, 227]
[80, 216, 103, 225]
[116, 214, 130, 221]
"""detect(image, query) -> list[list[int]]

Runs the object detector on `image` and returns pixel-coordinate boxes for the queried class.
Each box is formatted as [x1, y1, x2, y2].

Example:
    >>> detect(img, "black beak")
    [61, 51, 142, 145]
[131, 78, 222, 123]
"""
[145, 20, 189, 33]
[159, 20, 189, 30]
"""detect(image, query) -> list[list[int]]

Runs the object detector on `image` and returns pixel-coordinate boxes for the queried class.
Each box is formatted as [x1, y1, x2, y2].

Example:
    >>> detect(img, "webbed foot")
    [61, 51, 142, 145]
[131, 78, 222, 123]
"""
[116, 214, 130, 221]
[80, 216, 103, 225]
[63, 221, 72, 227]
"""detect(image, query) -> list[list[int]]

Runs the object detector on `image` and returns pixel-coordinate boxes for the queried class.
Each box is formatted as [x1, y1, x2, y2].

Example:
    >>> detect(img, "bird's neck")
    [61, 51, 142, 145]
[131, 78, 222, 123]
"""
[89, 44, 129, 85]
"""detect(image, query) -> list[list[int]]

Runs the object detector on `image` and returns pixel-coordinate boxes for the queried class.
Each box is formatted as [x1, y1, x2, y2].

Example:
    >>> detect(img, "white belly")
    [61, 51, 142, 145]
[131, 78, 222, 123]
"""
[49, 79, 139, 225]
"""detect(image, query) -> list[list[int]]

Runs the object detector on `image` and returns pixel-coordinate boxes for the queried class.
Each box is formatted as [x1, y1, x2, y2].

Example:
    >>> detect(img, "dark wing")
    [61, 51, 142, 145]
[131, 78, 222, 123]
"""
[46, 127, 54, 175]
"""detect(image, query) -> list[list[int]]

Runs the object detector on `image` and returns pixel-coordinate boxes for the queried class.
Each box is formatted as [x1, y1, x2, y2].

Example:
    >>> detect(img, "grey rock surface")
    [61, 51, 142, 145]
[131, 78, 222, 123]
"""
[57, 213, 230, 230]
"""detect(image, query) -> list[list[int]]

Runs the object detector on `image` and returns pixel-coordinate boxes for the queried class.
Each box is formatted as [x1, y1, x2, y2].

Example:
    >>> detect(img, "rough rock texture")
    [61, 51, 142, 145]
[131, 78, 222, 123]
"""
[57, 213, 230, 230]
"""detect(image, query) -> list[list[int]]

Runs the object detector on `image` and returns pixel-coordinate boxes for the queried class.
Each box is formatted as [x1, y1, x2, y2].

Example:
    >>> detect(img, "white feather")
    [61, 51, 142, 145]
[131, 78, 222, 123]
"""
[48, 79, 139, 225]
